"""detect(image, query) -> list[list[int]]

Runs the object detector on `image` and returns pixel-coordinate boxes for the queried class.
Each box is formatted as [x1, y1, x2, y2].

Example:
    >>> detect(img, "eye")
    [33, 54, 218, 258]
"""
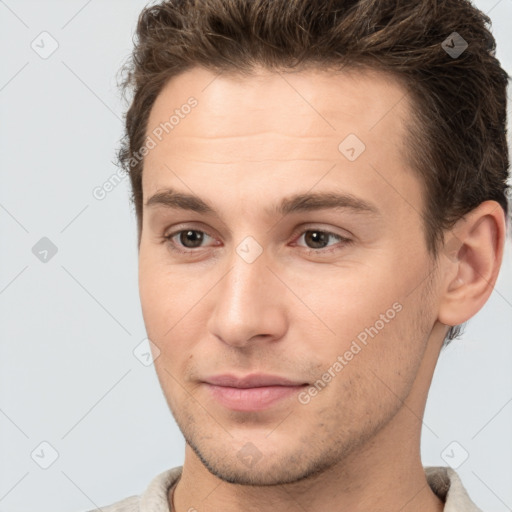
[164, 228, 217, 254]
[163, 227, 353, 256]
[293, 228, 353, 254]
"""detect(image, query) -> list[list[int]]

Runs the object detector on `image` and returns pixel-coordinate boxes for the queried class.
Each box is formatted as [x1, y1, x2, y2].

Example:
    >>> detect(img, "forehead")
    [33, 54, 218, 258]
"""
[142, 65, 420, 220]
[147, 65, 411, 143]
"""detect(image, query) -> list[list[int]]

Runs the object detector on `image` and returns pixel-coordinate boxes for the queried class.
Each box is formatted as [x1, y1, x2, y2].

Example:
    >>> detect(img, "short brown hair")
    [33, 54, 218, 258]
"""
[117, 0, 510, 344]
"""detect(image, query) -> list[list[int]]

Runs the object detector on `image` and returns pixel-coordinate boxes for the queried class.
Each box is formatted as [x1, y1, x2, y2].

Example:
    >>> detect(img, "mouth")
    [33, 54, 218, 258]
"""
[202, 373, 309, 412]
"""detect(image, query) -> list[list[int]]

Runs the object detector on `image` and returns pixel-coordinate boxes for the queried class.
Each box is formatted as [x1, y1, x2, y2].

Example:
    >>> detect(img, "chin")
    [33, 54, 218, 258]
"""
[184, 430, 339, 486]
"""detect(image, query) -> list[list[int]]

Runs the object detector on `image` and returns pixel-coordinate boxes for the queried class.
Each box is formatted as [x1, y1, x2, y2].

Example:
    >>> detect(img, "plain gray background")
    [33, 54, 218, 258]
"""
[0, 1, 511, 511]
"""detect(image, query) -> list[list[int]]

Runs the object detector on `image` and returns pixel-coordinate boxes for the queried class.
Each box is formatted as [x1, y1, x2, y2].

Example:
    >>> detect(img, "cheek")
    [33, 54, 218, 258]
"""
[139, 244, 191, 325]
[138, 249, 208, 374]
[293, 265, 400, 344]
[298, 257, 428, 381]
[139, 248, 183, 347]
[139, 260, 166, 334]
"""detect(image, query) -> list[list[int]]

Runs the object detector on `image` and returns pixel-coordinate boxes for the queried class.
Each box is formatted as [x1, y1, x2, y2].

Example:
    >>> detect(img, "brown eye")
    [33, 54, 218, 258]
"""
[164, 229, 216, 254]
[296, 229, 351, 251]
[178, 230, 205, 248]
[303, 230, 331, 249]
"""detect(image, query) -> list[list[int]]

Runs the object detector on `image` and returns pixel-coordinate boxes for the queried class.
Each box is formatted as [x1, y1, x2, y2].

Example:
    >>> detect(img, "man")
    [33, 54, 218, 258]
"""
[95, 0, 509, 510]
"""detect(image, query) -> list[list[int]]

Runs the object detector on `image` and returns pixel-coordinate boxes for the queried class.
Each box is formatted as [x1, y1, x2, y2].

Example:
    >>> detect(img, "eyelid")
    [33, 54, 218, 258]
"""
[290, 223, 353, 242]
[164, 222, 217, 241]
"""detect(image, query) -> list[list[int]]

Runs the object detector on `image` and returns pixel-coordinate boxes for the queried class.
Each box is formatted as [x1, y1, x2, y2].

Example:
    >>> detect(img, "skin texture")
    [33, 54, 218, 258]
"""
[138, 66, 505, 512]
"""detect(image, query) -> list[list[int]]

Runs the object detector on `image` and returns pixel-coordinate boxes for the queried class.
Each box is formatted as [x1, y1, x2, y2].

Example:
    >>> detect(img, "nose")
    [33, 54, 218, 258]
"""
[206, 246, 288, 348]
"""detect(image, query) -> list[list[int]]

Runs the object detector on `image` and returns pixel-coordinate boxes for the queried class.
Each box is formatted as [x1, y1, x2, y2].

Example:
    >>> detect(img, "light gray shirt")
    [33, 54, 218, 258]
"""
[88, 465, 482, 511]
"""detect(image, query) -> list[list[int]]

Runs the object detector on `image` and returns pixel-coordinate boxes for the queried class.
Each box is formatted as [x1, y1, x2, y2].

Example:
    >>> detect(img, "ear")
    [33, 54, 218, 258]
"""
[437, 200, 506, 328]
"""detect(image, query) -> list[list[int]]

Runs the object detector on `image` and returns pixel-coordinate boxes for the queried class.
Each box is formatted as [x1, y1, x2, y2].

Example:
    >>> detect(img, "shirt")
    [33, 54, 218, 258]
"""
[89, 465, 482, 511]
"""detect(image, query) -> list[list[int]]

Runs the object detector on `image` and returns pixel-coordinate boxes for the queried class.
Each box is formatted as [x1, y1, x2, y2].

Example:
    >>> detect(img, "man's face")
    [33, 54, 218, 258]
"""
[139, 66, 442, 485]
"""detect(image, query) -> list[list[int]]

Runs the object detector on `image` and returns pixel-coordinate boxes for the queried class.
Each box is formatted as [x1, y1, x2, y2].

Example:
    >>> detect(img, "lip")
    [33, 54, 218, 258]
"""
[202, 374, 308, 412]
[203, 373, 307, 388]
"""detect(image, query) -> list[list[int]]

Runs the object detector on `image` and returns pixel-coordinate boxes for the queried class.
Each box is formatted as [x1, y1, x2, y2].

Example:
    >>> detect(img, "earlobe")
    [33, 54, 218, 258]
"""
[437, 200, 505, 328]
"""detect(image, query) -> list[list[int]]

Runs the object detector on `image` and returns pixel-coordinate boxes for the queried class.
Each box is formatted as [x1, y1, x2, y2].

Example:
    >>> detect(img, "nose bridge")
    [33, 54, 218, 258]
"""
[207, 238, 287, 347]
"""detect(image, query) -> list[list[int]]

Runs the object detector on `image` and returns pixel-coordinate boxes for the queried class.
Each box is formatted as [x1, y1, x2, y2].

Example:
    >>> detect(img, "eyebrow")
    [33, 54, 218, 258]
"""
[145, 187, 380, 218]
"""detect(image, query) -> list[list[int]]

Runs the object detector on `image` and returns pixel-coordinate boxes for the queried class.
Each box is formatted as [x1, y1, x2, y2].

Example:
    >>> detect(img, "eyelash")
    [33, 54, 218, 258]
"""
[162, 227, 353, 256]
